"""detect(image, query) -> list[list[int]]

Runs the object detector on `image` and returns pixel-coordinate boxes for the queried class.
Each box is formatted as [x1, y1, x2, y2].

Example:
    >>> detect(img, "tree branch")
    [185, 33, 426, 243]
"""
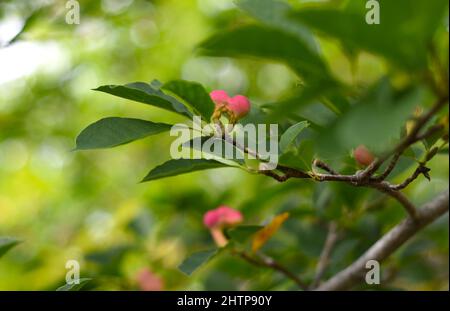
[235, 251, 308, 290]
[316, 189, 449, 291]
[310, 222, 339, 289]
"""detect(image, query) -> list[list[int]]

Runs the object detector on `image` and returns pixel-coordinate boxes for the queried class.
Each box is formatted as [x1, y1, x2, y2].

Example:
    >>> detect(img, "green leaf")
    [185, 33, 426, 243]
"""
[290, 0, 449, 70]
[318, 79, 422, 157]
[178, 249, 218, 276]
[76, 117, 172, 150]
[236, 0, 317, 52]
[226, 225, 263, 243]
[279, 139, 315, 171]
[56, 278, 92, 291]
[94, 82, 192, 118]
[141, 159, 230, 182]
[0, 237, 21, 258]
[198, 24, 330, 81]
[279, 121, 309, 154]
[266, 76, 343, 121]
[163, 80, 215, 121]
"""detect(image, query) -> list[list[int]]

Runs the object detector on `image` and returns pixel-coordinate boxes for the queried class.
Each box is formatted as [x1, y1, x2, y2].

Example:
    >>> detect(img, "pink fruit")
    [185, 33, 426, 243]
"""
[203, 205, 243, 228]
[354, 145, 375, 167]
[136, 268, 164, 291]
[203, 205, 243, 247]
[228, 95, 251, 119]
[210, 90, 229, 107]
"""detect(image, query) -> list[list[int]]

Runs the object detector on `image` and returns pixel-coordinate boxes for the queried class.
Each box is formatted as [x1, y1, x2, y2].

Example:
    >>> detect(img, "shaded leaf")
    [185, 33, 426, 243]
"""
[290, 0, 449, 70]
[178, 249, 218, 276]
[226, 225, 264, 243]
[141, 159, 230, 182]
[318, 79, 422, 157]
[236, 0, 317, 51]
[198, 24, 330, 81]
[76, 117, 172, 150]
[279, 121, 309, 154]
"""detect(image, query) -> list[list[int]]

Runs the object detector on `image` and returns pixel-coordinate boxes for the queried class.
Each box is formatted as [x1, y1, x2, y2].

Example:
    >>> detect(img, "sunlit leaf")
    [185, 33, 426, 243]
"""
[94, 82, 192, 118]
[163, 80, 215, 121]
[75, 117, 172, 150]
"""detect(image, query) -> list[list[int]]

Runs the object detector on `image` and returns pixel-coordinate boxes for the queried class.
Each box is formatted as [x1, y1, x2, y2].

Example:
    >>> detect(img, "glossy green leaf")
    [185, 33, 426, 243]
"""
[141, 159, 230, 182]
[94, 82, 192, 118]
[178, 249, 218, 276]
[279, 121, 309, 154]
[163, 80, 215, 121]
[56, 278, 92, 291]
[0, 237, 22, 258]
[76, 117, 172, 150]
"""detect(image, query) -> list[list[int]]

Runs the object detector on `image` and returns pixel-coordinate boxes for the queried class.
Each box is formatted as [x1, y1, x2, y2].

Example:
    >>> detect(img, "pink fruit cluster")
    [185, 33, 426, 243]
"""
[203, 205, 243, 247]
[210, 90, 251, 122]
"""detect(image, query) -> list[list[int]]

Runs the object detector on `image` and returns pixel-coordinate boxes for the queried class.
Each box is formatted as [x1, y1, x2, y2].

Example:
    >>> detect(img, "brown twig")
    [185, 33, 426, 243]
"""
[235, 251, 308, 290]
[373, 152, 401, 182]
[369, 182, 418, 219]
[310, 222, 339, 289]
[313, 159, 339, 175]
[390, 166, 431, 191]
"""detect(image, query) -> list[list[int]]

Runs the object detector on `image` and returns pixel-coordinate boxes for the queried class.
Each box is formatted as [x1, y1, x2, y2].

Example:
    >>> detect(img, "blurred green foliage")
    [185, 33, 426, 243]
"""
[0, 0, 448, 291]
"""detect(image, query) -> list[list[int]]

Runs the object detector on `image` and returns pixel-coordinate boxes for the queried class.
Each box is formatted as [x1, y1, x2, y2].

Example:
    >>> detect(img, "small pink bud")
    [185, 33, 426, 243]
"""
[203, 205, 243, 247]
[203, 205, 243, 229]
[136, 268, 164, 291]
[228, 95, 251, 119]
[354, 145, 375, 167]
[210, 90, 229, 107]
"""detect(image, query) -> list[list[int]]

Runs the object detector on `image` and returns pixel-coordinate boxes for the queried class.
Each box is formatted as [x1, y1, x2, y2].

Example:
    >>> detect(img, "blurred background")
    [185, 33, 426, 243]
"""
[0, 0, 448, 290]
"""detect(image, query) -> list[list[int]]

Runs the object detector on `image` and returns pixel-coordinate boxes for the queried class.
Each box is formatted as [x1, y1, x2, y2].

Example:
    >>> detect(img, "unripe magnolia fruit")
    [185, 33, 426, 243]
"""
[353, 145, 375, 167]
[203, 205, 243, 228]
[209, 90, 251, 121]
[203, 205, 243, 247]
[210, 90, 229, 107]
[228, 95, 251, 119]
